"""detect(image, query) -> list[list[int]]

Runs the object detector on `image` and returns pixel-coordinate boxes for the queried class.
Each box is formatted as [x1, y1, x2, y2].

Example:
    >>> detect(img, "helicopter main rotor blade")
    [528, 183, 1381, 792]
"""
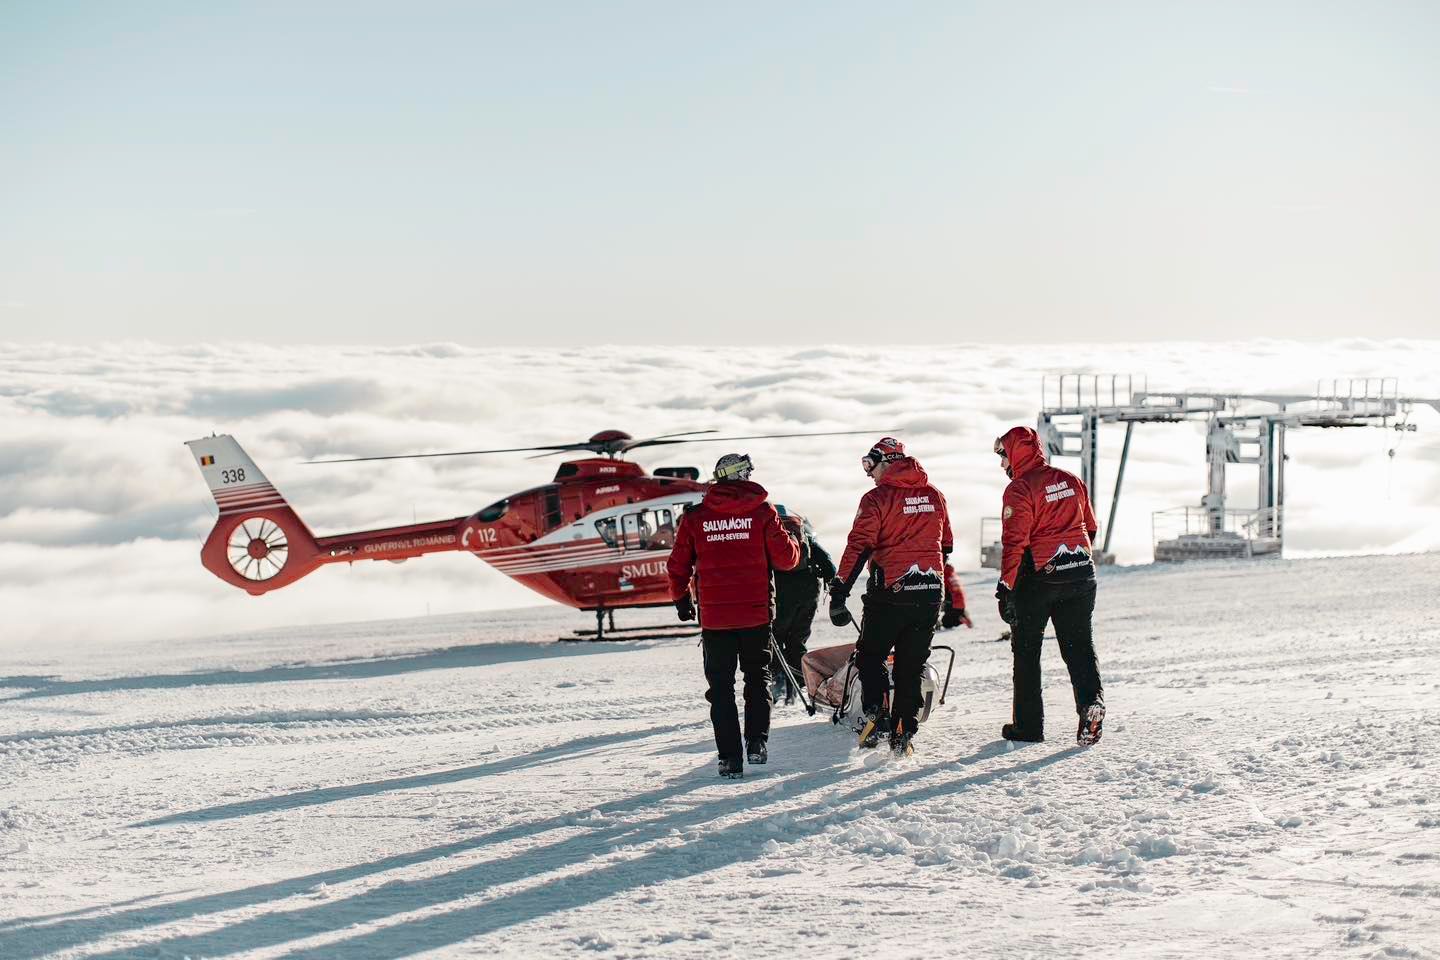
[625, 429, 900, 451]
[520, 431, 721, 459]
[305, 428, 899, 464]
[304, 444, 587, 464]
[623, 429, 720, 447]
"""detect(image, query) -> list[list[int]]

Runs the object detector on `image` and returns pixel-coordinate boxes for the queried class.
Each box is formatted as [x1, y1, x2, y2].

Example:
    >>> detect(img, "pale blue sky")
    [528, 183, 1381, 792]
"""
[2, 1, 1437, 343]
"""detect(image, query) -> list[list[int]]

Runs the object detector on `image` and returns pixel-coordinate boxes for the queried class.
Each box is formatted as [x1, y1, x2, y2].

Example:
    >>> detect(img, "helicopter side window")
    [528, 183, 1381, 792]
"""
[595, 517, 619, 548]
[620, 513, 643, 551]
[620, 508, 674, 550]
[542, 489, 563, 530]
[648, 508, 675, 549]
[476, 499, 509, 523]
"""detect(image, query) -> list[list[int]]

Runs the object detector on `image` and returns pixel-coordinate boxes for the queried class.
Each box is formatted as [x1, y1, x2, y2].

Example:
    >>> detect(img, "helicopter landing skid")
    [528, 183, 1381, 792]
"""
[561, 624, 701, 643]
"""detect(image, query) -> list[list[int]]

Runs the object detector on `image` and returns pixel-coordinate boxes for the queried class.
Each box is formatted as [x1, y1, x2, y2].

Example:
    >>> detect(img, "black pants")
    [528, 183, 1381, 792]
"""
[1011, 577, 1104, 735]
[702, 626, 773, 760]
[771, 581, 818, 692]
[857, 598, 938, 736]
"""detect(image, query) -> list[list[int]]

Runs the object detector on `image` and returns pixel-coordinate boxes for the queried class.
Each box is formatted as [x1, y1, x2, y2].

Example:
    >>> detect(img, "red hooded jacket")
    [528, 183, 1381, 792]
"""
[667, 480, 802, 630]
[836, 457, 953, 605]
[997, 426, 1098, 590]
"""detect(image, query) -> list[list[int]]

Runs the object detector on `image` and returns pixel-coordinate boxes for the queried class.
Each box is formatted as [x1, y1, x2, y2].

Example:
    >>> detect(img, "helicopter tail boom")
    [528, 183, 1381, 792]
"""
[187, 435, 471, 595]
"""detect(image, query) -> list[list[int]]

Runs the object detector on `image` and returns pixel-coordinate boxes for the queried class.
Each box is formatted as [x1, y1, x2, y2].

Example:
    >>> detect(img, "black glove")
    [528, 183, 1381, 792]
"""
[827, 578, 853, 626]
[940, 607, 963, 629]
[995, 584, 1015, 625]
[675, 596, 695, 622]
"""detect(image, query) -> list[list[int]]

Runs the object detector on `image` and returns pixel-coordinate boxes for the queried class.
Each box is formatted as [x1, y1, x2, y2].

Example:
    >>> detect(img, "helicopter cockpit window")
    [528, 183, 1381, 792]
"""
[476, 499, 509, 523]
[595, 517, 619, 548]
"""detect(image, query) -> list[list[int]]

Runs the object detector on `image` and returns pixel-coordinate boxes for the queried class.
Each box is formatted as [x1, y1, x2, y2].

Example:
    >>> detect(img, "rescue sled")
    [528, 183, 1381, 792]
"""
[785, 641, 955, 728]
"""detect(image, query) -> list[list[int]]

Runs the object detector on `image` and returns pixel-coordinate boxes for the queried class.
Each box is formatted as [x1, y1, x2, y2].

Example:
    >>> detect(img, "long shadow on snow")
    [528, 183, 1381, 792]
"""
[136, 718, 708, 827]
[2, 720, 709, 960]
[71, 737, 1075, 960]
[289, 745, 1077, 960]
[0, 640, 623, 702]
[0, 892, 188, 933]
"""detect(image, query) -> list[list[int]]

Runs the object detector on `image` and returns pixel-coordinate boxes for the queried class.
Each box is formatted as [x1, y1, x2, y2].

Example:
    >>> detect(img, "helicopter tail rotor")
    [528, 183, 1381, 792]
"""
[186, 435, 323, 595]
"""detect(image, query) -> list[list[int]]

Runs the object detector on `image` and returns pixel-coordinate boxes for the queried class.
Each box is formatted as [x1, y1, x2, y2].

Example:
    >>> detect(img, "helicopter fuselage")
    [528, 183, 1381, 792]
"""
[186, 435, 708, 612]
[457, 458, 706, 609]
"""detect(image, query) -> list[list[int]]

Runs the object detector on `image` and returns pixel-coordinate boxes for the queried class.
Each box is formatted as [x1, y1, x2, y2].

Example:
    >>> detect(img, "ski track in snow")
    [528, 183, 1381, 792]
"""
[2, 555, 1438, 959]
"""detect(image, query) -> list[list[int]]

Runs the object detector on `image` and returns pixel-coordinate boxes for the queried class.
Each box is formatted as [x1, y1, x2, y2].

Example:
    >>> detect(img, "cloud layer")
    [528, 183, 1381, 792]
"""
[2, 339, 1438, 644]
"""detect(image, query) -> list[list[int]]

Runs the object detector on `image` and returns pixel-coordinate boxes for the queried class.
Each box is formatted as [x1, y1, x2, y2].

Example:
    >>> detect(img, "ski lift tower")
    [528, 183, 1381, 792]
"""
[1149, 403, 1294, 561]
[1150, 379, 1440, 561]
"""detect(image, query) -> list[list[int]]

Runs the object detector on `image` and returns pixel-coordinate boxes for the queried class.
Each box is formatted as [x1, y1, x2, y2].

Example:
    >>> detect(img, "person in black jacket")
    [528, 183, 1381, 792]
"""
[769, 506, 836, 705]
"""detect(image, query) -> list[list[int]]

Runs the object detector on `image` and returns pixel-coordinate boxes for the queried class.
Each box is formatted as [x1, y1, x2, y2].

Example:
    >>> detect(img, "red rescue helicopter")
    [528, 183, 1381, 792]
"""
[185, 428, 883, 639]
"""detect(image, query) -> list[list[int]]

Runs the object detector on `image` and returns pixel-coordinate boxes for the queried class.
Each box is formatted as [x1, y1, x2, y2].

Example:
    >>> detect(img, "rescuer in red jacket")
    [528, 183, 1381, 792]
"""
[829, 438, 952, 756]
[994, 426, 1106, 746]
[668, 453, 801, 779]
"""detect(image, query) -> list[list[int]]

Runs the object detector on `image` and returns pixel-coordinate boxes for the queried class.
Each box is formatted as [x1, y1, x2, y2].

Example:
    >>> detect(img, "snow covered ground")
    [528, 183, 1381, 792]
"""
[3, 553, 1439, 959]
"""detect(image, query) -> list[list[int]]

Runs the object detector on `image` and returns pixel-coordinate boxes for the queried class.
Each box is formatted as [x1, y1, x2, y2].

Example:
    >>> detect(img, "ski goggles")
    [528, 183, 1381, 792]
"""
[862, 447, 902, 473]
[862, 454, 889, 474]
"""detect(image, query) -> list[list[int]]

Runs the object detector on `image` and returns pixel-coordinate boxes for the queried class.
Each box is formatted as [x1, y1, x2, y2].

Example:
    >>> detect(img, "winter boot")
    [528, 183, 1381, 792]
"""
[889, 720, 914, 757]
[746, 740, 768, 765]
[718, 755, 743, 779]
[1001, 723, 1044, 743]
[1077, 702, 1105, 746]
[857, 710, 890, 750]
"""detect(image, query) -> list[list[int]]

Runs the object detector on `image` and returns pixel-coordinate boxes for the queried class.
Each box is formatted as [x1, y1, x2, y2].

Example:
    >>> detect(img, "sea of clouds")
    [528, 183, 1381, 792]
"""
[2, 339, 1438, 645]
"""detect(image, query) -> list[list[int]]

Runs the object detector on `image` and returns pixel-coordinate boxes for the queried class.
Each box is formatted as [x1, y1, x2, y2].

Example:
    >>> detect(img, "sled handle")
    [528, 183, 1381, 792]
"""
[831, 652, 858, 725]
[827, 617, 864, 724]
[930, 644, 956, 705]
[769, 633, 818, 716]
